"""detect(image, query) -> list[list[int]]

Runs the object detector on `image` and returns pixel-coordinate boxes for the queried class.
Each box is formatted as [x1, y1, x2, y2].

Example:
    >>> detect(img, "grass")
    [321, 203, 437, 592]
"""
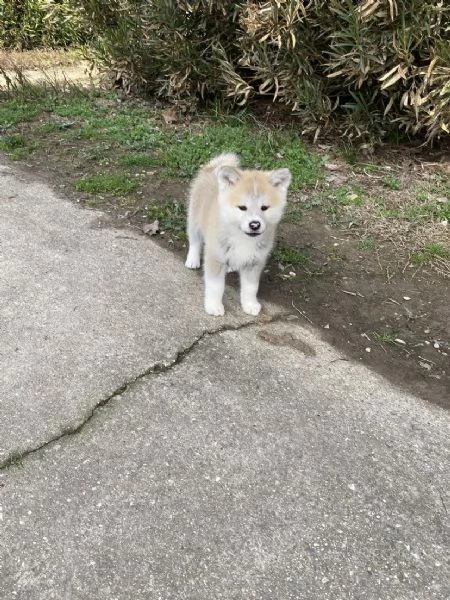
[0, 79, 448, 276]
[382, 175, 401, 190]
[0, 133, 35, 159]
[146, 201, 187, 240]
[119, 153, 159, 169]
[75, 173, 137, 195]
[358, 237, 376, 250]
[340, 142, 359, 165]
[334, 187, 365, 206]
[405, 200, 450, 222]
[411, 243, 450, 265]
[272, 246, 308, 266]
[372, 330, 398, 345]
[153, 121, 322, 188]
[0, 100, 39, 125]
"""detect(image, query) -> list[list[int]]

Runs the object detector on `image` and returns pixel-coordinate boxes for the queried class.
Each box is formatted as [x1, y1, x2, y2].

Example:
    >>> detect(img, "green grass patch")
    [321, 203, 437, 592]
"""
[75, 173, 137, 195]
[334, 187, 365, 206]
[405, 200, 450, 222]
[358, 237, 376, 250]
[1, 90, 320, 189]
[382, 175, 401, 190]
[372, 330, 398, 345]
[0, 133, 35, 159]
[0, 100, 39, 126]
[118, 152, 159, 169]
[272, 246, 309, 266]
[0, 134, 27, 149]
[340, 142, 359, 165]
[146, 201, 187, 240]
[411, 243, 450, 265]
[155, 123, 321, 189]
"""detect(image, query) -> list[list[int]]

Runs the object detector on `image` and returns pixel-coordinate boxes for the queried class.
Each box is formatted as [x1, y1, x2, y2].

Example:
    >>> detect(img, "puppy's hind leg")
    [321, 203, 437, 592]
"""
[185, 222, 203, 269]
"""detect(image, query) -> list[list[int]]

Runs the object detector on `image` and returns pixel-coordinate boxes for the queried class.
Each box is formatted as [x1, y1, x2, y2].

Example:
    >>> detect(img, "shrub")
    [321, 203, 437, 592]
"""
[0, 0, 90, 49]
[80, 0, 450, 143]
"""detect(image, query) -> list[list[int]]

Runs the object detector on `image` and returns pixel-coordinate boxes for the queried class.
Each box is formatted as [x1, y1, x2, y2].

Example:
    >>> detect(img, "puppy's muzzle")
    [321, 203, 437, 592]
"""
[245, 220, 262, 236]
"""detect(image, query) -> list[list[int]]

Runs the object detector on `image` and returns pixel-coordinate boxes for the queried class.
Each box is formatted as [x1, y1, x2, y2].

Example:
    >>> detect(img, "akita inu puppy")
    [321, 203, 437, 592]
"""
[185, 153, 291, 316]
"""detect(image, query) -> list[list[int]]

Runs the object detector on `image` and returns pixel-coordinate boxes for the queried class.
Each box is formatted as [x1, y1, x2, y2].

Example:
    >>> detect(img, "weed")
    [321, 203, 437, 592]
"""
[406, 201, 450, 222]
[0, 133, 35, 159]
[284, 203, 303, 224]
[146, 201, 187, 240]
[340, 142, 359, 165]
[372, 331, 398, 345]
[0, 100, 39, 125]
[372, 197, 400, 218]
[303, 196, 322, 209]
[358, 237, 376, 250]
[272, 246, 308, 266]
[75, 173, 137, 195]
[0, 133, 27, 149]
[416, 189, 429, 202]
[334, 187, 364, 206]
[382, 175, 401, 190]
[118, 153, 159, 169]
[411, 243, 450, 265]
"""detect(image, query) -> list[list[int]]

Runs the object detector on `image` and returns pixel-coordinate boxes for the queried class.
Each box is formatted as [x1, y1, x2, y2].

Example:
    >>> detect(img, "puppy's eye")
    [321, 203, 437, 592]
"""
[261, 205, 269, 211]
[238, 205, 247, 211]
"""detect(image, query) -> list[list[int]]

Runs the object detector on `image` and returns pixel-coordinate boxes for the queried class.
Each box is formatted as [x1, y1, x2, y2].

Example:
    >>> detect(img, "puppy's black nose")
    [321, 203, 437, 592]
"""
[249, 220, 261, 231]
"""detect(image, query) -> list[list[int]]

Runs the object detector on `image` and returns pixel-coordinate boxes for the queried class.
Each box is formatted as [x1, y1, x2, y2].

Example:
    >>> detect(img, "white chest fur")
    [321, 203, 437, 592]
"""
[220, 229, 273, 271]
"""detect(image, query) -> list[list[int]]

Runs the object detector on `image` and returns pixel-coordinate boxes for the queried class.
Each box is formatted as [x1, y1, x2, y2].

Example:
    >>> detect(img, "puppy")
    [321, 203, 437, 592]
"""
[185, 152, 291, 316]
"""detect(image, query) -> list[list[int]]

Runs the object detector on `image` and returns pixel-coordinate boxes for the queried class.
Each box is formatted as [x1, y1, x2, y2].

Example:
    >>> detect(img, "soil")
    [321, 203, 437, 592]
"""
[19, 149, 450, 410]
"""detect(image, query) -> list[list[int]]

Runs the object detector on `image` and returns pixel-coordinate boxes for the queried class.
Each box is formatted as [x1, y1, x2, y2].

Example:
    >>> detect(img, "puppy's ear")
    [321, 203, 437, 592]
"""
[217, 166, 241, 188]
[269, 168, 292, 191]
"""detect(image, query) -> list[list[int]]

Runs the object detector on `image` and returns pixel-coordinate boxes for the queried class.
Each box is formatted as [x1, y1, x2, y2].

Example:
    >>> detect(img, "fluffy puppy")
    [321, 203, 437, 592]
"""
[185, 152, 291, 316]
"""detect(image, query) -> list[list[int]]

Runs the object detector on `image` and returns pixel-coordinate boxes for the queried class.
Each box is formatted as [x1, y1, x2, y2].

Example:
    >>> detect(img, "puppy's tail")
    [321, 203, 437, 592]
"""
[203, 152, 240, 171]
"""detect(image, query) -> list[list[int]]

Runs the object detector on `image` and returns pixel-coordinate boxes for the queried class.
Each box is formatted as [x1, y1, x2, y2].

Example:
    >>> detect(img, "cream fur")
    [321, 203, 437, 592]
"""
[185, 152, 291, 316]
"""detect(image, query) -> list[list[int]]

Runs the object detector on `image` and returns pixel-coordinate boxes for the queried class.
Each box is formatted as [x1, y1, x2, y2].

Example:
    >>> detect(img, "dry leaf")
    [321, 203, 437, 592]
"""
[143, 220, 160, 235]
[162, 109, 178, 124]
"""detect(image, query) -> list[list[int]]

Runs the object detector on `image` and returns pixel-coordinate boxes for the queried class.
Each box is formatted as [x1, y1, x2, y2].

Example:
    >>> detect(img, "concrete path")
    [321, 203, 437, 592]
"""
[1, 160, 449, 599]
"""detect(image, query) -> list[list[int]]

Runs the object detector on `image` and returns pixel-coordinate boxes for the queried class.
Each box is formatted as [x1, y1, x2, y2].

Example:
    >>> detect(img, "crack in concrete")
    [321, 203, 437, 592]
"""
[0, 313, 290, 471]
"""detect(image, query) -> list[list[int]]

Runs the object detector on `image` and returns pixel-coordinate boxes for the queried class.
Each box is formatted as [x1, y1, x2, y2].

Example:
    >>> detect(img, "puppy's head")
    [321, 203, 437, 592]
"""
[216, 166, 291, 237]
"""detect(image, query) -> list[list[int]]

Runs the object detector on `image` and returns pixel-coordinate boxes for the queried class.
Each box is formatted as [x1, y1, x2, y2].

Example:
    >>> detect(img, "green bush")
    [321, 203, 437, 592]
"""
[0, 0, 90, 49]
[80, 0, 450, 143]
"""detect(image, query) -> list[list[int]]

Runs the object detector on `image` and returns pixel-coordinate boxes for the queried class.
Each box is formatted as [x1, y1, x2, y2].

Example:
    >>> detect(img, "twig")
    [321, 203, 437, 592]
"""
[386, 266, 394, 284]
[341, 289, 365, 298]
[402, 255, 412, 273]
[291, 300, 313, 324]
[418, 356, 436, 365]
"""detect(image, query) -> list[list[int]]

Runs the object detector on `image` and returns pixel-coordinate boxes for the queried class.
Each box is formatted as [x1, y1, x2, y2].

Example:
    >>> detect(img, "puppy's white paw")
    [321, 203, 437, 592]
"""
[205, 301, 225, 316]
[185, 256, 201, 269]
[242, 301, 261, 316]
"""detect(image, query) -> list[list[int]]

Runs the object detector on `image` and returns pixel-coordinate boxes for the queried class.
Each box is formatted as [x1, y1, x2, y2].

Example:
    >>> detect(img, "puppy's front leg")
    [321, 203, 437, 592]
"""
[240, 264, 264, 316]
[204, 252, 226, 316]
